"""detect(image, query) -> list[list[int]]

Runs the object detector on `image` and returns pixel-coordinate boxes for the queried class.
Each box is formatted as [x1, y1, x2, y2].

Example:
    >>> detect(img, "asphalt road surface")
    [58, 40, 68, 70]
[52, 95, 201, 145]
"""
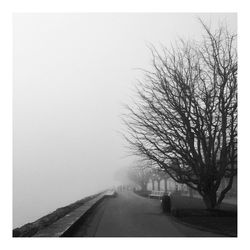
[70, 190, 221, 237]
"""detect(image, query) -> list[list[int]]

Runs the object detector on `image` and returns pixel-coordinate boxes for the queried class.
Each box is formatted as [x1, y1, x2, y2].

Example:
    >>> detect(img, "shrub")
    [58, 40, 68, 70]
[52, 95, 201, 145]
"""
[161, 195, 171, 213]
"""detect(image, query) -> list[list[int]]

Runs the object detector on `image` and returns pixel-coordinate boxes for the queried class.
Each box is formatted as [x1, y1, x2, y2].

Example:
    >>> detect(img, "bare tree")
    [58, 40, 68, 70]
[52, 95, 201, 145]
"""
[124, 21, 237, 209]
[127, 163, 152, 191]
[150, 166, 170, 191]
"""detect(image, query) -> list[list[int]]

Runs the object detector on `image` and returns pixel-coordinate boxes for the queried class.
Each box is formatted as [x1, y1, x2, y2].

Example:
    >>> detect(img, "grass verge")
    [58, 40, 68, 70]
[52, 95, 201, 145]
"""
[170, 195, 237, 237]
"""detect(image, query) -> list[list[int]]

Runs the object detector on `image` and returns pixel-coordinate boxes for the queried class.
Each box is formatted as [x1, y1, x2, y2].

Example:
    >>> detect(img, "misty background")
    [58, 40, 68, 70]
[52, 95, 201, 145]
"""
[13, 13, 236, 228]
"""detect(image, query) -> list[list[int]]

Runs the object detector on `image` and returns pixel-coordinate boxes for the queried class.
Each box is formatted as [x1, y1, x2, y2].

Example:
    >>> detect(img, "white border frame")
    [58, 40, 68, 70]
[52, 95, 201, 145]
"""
[1, 1, 249, 249]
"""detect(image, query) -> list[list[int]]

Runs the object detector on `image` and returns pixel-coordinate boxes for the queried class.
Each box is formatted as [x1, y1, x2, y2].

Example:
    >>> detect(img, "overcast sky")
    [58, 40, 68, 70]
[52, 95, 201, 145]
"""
[13, 13, 236, 227]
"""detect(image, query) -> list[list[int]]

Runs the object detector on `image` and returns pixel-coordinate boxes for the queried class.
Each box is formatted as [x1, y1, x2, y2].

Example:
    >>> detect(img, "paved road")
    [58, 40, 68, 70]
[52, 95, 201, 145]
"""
[70, 190, 221, 237]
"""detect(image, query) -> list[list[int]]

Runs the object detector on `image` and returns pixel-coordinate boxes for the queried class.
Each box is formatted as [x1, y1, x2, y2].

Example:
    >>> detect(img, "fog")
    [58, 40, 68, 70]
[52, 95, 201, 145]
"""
[13, 13, 236, 228]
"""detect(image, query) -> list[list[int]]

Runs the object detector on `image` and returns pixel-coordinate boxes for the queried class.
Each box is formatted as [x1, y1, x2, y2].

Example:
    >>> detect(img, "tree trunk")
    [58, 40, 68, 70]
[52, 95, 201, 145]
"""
[202, 191, 217, 210]
[164, 179, 168, 192]
[141, 182, 147, 191]
[157, 180, 161, 191]
[152, 179, 155, 190]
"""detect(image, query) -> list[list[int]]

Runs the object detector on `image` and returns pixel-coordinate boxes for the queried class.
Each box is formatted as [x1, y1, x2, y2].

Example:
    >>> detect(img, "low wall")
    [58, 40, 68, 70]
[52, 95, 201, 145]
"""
[13, 192, 103, 237]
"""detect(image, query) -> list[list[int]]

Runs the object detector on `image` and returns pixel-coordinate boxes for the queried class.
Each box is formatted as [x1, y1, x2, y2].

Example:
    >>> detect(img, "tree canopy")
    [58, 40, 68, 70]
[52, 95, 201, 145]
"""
[124, 21, 237, 209]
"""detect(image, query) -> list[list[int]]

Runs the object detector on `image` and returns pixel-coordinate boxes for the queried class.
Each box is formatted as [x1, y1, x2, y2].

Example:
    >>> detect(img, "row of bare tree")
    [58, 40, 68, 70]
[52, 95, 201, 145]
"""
[127, 163, 168, 191]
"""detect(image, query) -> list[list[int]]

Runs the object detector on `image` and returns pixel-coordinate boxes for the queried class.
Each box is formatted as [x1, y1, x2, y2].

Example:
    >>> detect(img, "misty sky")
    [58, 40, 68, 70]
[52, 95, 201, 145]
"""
[13, 13, 236, 227]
